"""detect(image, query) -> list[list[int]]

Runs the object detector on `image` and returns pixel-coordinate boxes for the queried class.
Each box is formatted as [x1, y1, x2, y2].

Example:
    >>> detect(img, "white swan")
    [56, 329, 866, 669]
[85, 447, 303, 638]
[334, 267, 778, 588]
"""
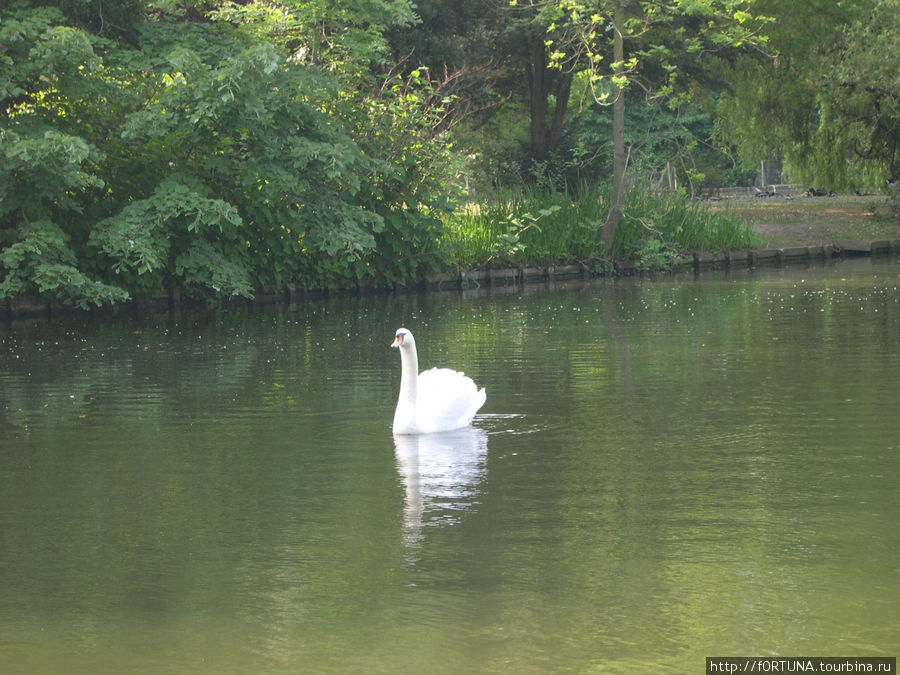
[391, 327, 486, 435]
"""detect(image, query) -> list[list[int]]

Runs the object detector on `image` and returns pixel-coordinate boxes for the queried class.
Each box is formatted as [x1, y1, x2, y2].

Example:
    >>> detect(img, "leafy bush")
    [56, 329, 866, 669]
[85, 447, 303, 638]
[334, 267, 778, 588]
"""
[90, 178, 251, 298]
[0, 220, 128, 308]
[442, 182, 760, 270]
[609, 186, 761, 260]
[442, 185, 605, 267]
[0, 121, 119, 308]
[631, 239, 681, 272]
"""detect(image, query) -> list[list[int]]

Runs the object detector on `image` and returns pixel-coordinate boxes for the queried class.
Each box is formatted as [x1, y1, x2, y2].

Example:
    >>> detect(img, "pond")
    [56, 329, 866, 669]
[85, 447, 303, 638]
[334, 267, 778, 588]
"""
[1, 259, 898, 673]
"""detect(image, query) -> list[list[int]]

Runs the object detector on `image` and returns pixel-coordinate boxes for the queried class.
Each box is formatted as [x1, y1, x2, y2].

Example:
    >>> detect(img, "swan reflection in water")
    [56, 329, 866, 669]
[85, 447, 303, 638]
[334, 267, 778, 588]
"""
[393, 426, 488, 548]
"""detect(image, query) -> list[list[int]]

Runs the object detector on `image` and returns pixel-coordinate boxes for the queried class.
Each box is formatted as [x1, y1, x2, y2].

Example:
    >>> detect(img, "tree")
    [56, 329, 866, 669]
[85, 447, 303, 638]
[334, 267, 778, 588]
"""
[384, 0, 568, 170]
[603, 1, 626, 248]
[524, 24, 575, 158]
[518, 0, 770, 248]
[0, 5, 130, 307]
[189, 0, 460, 288]
[714, 0, 897, 192]
[2, 0, 462, 306]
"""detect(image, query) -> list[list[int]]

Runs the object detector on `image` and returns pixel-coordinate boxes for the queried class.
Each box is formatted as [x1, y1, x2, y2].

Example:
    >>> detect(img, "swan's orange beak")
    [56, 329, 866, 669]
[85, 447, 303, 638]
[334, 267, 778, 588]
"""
[392, 335, 403, 348]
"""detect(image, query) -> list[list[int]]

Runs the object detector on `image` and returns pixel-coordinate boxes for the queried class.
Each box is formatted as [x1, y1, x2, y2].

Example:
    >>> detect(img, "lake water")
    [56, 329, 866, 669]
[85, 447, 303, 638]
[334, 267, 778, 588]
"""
[1, 259, 898, 673]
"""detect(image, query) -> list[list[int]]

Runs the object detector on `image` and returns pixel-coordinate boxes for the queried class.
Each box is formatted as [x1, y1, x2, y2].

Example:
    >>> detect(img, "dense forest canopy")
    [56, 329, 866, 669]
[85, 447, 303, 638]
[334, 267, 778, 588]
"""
[1, 0, 897, 308]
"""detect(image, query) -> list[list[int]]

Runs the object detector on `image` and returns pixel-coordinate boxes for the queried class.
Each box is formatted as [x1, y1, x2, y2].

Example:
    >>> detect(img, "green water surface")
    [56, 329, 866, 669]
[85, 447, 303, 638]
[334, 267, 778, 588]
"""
[1, 260, 898, 673]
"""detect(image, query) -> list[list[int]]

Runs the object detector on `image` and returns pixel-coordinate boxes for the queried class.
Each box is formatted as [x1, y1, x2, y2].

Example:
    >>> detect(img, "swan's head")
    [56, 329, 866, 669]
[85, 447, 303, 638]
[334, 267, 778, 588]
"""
[392, 327, 414, 349]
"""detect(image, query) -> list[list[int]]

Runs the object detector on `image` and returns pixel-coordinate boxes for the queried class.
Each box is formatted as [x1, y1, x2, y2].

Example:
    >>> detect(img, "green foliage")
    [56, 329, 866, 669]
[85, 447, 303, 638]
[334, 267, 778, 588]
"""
[632, 238, 680, 272]
[0, 0, 822, 309]
[211, 0, 418, 79]
[0, 127, 104, 218]
[48, 0, 146, 37]
[442, 185, 605, 266]
[362, 209, 446, 287]
[143, 35, 389, 293]
[0, 5, 97, 103]
[0, 107, 118, 308]
[509, 0, 771, 243]
[3, 1, 445, 304]
[442, 182, 759, 270]
[816, 0, 899, 184]
[608, 186, 761, 259]
[90, 178, 250, 297]
[715, 0, 897, 191]
[347, 67, 461, 286]
[564, 85, 754, 192]
[0, 220, 129, 308]
[521, 0, 770, 103]
[489, 209, 549, 263]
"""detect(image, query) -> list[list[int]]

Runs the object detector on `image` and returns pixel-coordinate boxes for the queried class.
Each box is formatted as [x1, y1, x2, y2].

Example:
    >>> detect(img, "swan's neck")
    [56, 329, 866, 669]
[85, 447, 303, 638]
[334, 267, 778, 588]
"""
[398, 342, 419, 407]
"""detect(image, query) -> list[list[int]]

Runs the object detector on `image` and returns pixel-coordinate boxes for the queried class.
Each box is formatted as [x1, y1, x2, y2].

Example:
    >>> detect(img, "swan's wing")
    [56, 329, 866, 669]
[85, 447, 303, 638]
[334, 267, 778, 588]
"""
[416, 368, 487, 433]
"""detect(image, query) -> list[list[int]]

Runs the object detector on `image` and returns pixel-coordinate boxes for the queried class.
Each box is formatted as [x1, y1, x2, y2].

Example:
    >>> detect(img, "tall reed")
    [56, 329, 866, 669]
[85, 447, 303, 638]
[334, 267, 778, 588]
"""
[441, 182, 760, 269]
[441, 184, 605, 267]
[610, 187, 761, 259]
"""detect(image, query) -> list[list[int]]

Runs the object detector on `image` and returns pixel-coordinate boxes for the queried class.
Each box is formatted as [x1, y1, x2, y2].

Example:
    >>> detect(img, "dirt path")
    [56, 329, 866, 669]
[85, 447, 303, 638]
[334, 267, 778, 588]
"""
[709, 194, 900, 248]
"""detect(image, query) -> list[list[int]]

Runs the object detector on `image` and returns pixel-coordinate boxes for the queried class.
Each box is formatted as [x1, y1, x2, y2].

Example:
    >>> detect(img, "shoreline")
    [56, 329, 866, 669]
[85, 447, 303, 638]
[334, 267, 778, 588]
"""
[424, 239, 900, 291]
[3, 238, 899, 320]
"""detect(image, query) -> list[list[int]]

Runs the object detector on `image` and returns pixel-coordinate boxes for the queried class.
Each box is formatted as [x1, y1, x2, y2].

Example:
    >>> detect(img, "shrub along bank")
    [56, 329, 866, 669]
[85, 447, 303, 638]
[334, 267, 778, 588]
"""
[441, 184, 761, 276]
[2, 182, 764, 314]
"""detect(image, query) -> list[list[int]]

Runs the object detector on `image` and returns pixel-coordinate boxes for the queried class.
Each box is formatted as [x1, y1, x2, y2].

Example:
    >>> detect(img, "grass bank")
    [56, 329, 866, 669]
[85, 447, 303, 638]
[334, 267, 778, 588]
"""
[440, 184, 761, 273]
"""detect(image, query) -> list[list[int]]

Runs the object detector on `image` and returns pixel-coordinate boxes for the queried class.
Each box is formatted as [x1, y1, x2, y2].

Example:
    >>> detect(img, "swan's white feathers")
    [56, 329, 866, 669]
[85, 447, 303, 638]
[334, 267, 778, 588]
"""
[392, 329, 486, 435]
[416, 367, 487, 433]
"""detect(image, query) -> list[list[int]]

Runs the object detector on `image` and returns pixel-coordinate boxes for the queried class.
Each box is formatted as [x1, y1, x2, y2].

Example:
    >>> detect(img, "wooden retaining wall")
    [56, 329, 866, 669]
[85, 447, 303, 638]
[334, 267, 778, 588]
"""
[2, 240, 899, 319]
[425, 239, 900, 290]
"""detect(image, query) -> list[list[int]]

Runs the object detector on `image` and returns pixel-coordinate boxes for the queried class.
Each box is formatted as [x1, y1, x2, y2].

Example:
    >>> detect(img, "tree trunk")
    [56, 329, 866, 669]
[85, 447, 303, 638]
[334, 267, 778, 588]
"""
[527, 39, 550, 156]
[527, 38, 573, 158]
[548, 71, 573, 153]
[601, 0, 626, 249]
